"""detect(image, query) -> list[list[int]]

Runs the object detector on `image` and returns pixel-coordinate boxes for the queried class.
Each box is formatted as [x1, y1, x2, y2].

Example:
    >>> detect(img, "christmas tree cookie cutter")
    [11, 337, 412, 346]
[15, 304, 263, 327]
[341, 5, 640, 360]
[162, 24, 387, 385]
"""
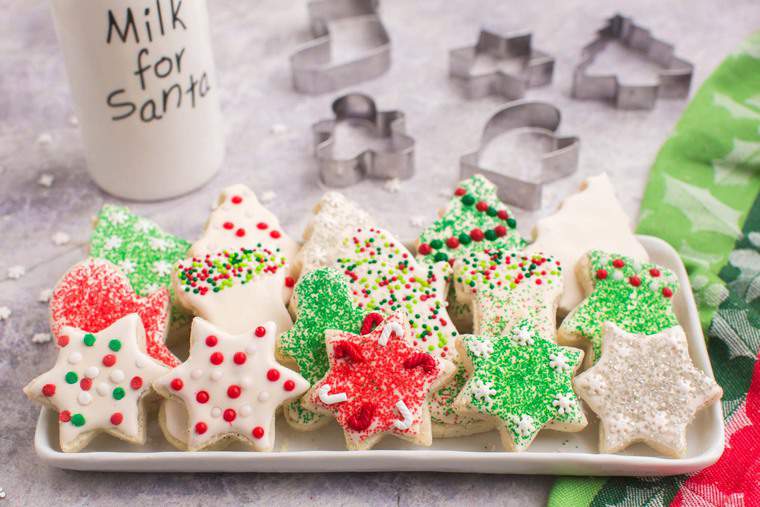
[449, 27, 554, 100]
[290, 0, 391, 95]
[460, 100, 579, 210]
[572, 14, 694, 110]
[313, 93, 415, 188]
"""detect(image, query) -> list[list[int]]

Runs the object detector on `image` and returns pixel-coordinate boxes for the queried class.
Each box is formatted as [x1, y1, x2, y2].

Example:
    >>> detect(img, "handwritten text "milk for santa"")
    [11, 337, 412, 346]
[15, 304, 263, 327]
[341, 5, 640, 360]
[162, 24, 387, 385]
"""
[105, 0, 212, 123]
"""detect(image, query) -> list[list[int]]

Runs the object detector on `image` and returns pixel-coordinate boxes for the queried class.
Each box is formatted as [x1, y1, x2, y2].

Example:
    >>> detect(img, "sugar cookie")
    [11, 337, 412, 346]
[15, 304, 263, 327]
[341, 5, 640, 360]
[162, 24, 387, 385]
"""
[526, 174, 649, 315]
[303, 313, 455, 450]
[574, 323, 722, 457]
[23, 314, 169, 452]
[153, 318, 309, 451]
[50, 258, 178, 367]
[558, 250, 679, 366]
[277, 268, 366, 430]
[454, 317, 586, 451]
[173, 246, 292, 335]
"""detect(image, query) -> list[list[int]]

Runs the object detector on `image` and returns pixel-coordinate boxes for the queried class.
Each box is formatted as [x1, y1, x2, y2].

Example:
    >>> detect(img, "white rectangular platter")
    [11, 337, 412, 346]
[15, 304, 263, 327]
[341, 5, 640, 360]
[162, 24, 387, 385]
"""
[34, 235, 725, 475]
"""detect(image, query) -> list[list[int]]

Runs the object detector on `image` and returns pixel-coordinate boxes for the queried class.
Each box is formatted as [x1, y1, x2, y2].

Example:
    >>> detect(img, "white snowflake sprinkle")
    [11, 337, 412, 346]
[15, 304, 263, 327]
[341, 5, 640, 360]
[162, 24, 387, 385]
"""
[260, 190, 276, 204]
[37, 173, 55, 187]
[7, 265, 25, 280]
[36, 133, 53, 146]
[104, 235, 123, 250]
[512, 326, 534, 346]
[149, 237, 169, 250]
[383, 178, 402, 193]
[52, 231, 70, 246]
[38, 288, 53, 303]
[552, 393, 573, 414]
[0, 306, 11, 321]
[270, 123, 288, 135]
[109, 209, 129, 225]
[118, 259, 136, 274]
[153, 260, 172, 277]
[513, 414, 535, 437]
[469, 338, 494, 358]
[32, 332, 51, 344]
[134, 219, 154, 233]
[471, 379, 497, 407]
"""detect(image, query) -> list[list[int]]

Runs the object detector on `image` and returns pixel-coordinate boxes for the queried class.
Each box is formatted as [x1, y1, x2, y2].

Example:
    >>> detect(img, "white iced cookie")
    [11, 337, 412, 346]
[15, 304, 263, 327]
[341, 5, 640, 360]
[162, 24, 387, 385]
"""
[190, 184, 300, 282]
[574, 323, 723, 457]
[23, 314, 168, 452]
[153, 318, 309, 451]
[526, 174, 648, 315]
[293, 192, 374, 277]
[173, 247, 293, 335]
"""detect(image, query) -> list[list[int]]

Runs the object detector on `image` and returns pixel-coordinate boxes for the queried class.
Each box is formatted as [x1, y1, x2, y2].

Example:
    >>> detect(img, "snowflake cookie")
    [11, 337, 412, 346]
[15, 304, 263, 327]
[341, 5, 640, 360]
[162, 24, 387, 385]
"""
[23, 314, 169, 452]
[558, 250, 679, 366]
[293, 192, 374, 277]
[153, 318, 309, 451]
[574, 323, 722, 457]
[303, 313, 455, 450]
[416, 174, 525, 264]
[277, 268, 366, 430]
[454, 317, 586, 451]
[50, 259, 178, 367]
[525, 174, 648, 315]
[173, 246, 292, 335]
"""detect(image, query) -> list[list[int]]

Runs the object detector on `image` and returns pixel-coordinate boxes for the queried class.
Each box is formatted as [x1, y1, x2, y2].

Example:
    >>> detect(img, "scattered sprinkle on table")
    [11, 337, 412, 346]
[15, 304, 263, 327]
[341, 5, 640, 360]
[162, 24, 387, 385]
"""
[51, 232, 70, 246]
[36, 133, 52, 146]
[384, 178, 401, 193]
[260, 190, 277, 204]
[38, 288, 53, 303]
[7, 265, 25, 280]
[37, 173, 54, 187]
[0, 307, 11, 321]
[31, 333, 51, 344]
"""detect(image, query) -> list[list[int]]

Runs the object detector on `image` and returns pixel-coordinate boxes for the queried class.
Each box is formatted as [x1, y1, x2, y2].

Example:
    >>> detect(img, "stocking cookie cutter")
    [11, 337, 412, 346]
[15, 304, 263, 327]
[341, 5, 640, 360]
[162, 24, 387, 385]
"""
[291, 0, 391, 95]
[313, 93, 415, 187]
[449, 28, 555, 100]
[460, 100, 579, 210]
[572, 14, 694, 110]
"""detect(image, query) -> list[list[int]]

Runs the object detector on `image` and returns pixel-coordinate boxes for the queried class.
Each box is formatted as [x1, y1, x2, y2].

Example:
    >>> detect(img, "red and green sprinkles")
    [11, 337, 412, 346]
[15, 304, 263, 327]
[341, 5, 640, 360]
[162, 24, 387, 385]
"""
[454, 250, 561, 291]
[560, 250, 679, 363]
[417, 174, 525, 264]
[176, 246, 287, 296]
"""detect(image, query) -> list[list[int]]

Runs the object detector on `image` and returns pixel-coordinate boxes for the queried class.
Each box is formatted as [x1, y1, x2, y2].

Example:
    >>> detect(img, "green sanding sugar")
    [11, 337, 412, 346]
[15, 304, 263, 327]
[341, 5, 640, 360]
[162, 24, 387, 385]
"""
[560, 250, 679, 363]
[460, 318, 584, 450]
[416, 175, 525, 264]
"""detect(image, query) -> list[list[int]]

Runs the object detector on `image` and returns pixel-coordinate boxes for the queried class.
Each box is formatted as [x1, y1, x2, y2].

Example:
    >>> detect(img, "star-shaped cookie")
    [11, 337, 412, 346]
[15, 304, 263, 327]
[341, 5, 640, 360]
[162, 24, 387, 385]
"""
[173, 246, 292, 335]
[277, 268, 366, 430]
[153, 318, 309, 451]
[50, 258, 179, 367]
[574, 323, 723, 457]
[23, 314, 169, 452]
[558, 250, 679, 365]
[454, 317, 586, 451]
[525, 174, 649, 315]
[303, 313, 455, 450]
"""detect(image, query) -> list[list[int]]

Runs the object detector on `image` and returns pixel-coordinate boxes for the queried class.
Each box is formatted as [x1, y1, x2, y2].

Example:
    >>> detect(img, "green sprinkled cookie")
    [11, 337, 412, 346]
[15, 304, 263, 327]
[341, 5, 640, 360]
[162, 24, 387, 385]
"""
[454, 317, 586, 451]
[558, 250, 679, 366]
[416, 174, 526, 264]
[277, 268, 366, 430]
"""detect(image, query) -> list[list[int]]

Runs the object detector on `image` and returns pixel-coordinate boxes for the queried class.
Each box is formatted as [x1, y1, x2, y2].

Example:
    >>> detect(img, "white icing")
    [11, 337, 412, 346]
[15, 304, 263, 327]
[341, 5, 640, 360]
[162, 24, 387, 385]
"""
[211, 407, 222, 418]
[211, 370, 222, 381]
[240, 405, 252, 417]
[110, 369, 125, 383]
[393, 400, 414, 430]
[378, 322, 404, 346]
[318, 384, 348, 405]
[191, 369, 203, 380]
[257, 392, 270, 402]
[135, 356, 147, 369]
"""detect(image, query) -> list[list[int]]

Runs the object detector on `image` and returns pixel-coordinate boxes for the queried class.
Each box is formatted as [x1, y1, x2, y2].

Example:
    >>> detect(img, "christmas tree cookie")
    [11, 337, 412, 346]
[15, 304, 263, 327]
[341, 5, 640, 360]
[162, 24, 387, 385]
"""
[153, 318, 309, 451]
[90, 204, 192, 333]
[23, 314, 169, 452]
[558, 250, 679, 366]
[277, 268, 366, 430]
[574, 323, 722, 457]
[50, 258, 179, 367]
[525, 174, 648, 315]
[173, 246, 292, 335]
[416, 174, 525, 264]
[454, 317, 586, 451]
[303, 313, 455, 450]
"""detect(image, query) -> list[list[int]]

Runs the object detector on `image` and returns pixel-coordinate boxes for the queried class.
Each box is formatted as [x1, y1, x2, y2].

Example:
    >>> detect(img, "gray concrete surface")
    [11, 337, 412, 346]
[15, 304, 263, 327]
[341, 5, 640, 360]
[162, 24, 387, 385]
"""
[1, 0, 757, 505]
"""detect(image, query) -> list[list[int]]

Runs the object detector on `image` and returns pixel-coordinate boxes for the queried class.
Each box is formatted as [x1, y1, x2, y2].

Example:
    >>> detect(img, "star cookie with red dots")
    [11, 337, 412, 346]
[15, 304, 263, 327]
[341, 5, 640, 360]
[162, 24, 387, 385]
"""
[173, 247, 293, 335]
[23, 314, 169, 452]
[303, 313, 455, 450]
[152, 318, 309, 451]
[50, 258, 179, 367]
[558, 250, 679, 366]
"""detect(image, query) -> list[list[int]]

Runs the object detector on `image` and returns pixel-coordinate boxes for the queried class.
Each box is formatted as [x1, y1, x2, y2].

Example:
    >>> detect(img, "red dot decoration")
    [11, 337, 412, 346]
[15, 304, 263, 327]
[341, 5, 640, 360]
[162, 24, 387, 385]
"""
[257, 222, 268, 230]
[649, 268, 661, 277]
[196, 390, 210, 403]
[195, 422, 208, 434]
[612, 259, 625, 268]
[629, 276, 642, 287]
[210, 352, 224, 365]
[596, 269, 608, 280]
[494, 225, 507, 237]
[285, 276, 295, 288]
[59, 410, 72, 422]
[454, 187, 466, 196]
[42, 384, 56, 397]
[231, 195, 243, 204]
[497, 210, 509, 220]
[252, 426, 265, 439]
[170, 378, 184, 391]
[535, 279, 543, 285]
[223, 221, 234, 230]
[470, 228, 484, 242]
[283, 380, 296, 391]
[662, 287, 673, 298]
[255, 326, 266, 338]
[223, 409, 236, 422]
[130, 376, 143, 390]
[102, 354, 116, 367]
[476, 201, 489, 212]
[233, 352, 247, 365]
[57, 335, 70, 347]
[205, 335, 218, 347]
[446, 237, 460, 249]
[270, 230, 281, 239]
[235, 228, 246, 237]
[110, 412, 124, 425]
[227, 385, 242, 399]
[417, 243, 432, 255]
[267, 369, 280, 382]
[80, 378, 93, 391]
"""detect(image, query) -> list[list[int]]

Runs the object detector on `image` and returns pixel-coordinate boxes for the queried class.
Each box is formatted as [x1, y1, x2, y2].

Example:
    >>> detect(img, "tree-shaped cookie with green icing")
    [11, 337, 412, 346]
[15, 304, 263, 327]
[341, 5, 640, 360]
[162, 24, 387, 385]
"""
[454, 317, 586, 451]
[90, 204, 191, 332]
[277, 268, 366, 430]
[416, 174, 525, 264]
[558, 250, 679, 366]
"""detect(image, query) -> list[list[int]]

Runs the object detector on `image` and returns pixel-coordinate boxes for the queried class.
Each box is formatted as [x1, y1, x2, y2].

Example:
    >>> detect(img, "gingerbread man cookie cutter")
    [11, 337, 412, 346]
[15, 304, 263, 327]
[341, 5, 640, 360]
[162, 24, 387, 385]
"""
[572, 14, 694, 110]
[291, 0, 391, 95]
[449, 28, 554, 100]
[460, 100, 579, 211]
[313, 93, 415, 188]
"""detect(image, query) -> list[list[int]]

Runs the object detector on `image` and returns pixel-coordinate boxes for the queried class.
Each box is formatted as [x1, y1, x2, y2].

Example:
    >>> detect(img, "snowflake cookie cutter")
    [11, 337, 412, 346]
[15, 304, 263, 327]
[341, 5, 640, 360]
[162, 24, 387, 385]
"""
[572, 14, 694, 110]
[290, 0, 391, 95]
[449, 27, 555, 100]
[460, 100, 579, 210]
[313, 93, 415, 188]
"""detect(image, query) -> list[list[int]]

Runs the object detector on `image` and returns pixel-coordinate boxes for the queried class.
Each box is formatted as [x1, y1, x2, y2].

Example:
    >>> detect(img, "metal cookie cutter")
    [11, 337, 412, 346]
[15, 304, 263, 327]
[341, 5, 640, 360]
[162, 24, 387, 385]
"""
[449, 28, 554, 100]
[572, 14, 694, 109]
[314, 93, 415, 187]
[460, 100, 579, 210]
[291, 0, 391, 95]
